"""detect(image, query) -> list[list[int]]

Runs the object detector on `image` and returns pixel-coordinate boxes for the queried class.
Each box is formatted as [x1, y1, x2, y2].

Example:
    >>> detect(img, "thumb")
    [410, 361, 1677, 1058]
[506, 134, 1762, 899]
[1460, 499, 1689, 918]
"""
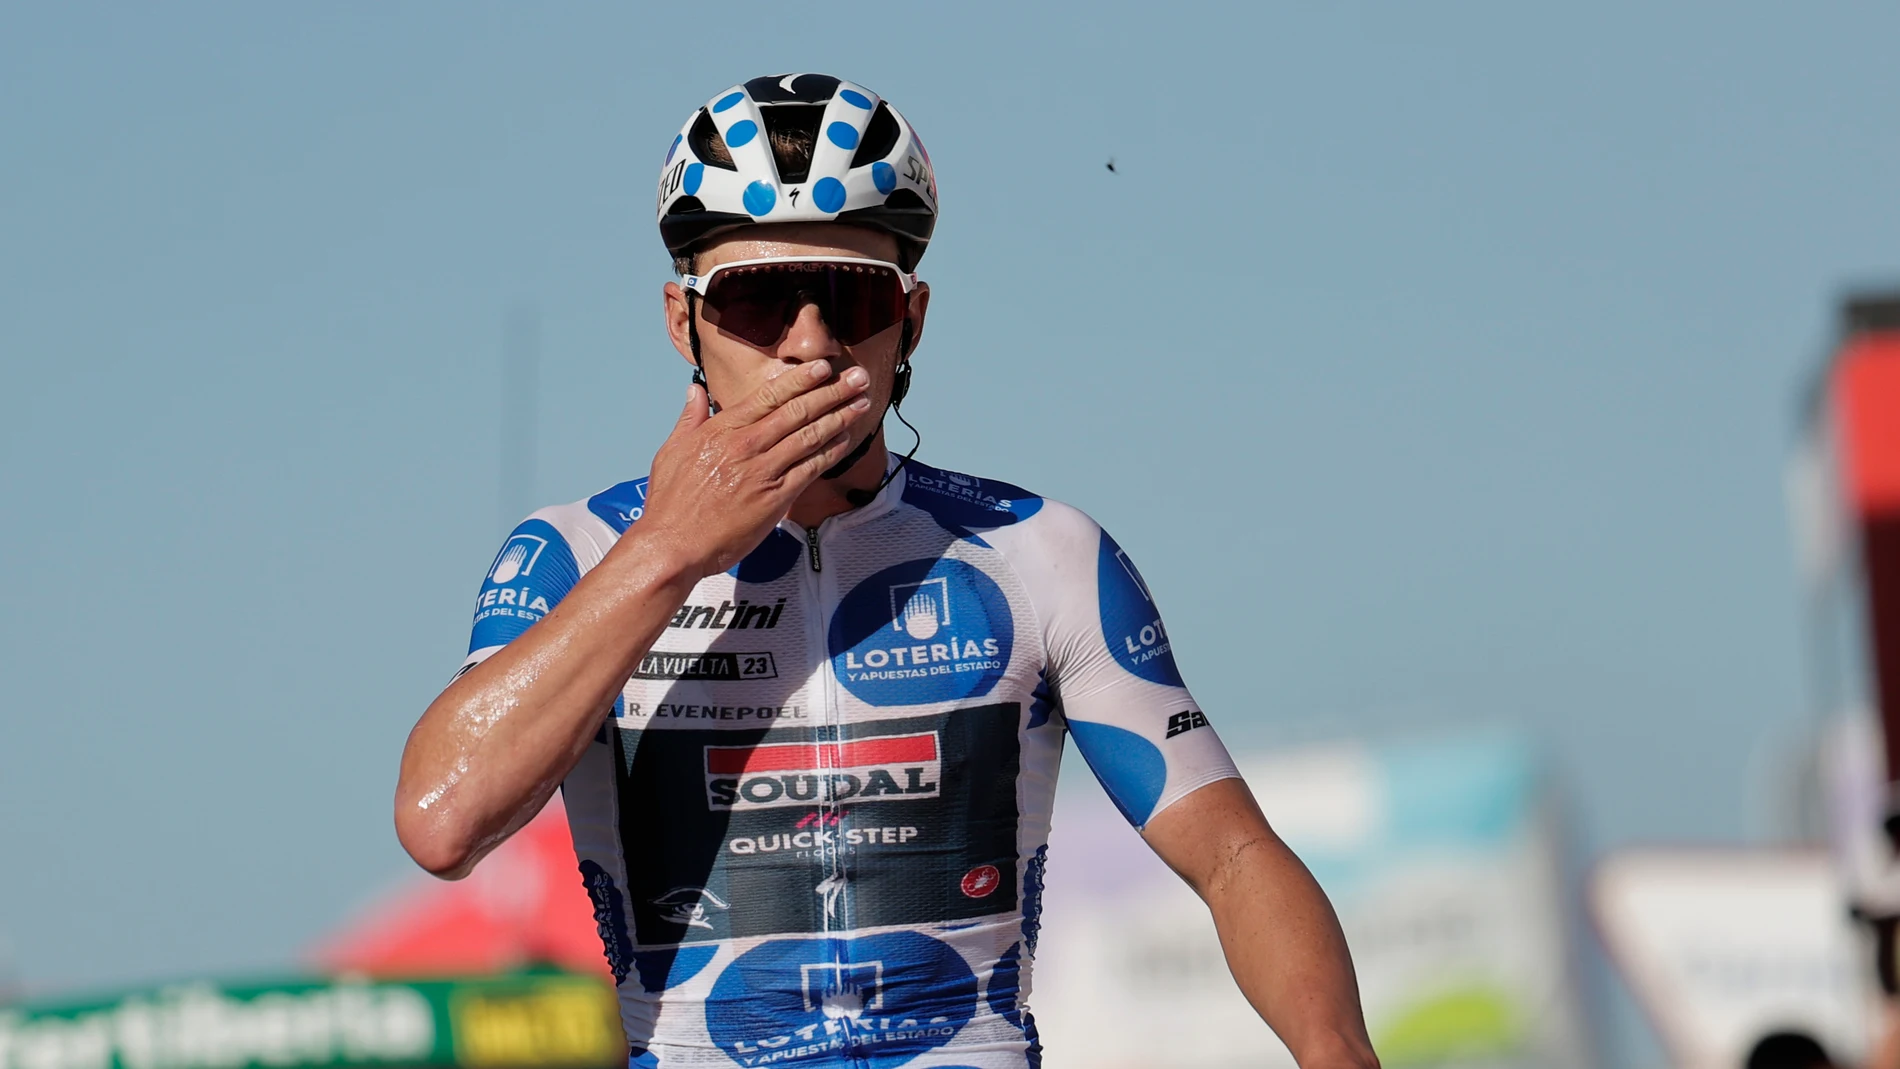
[678, 381, 710, 430]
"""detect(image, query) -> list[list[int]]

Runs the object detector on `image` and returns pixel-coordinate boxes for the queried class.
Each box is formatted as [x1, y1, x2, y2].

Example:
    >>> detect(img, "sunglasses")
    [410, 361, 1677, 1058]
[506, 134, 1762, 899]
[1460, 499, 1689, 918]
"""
[682, 256, 918, 348]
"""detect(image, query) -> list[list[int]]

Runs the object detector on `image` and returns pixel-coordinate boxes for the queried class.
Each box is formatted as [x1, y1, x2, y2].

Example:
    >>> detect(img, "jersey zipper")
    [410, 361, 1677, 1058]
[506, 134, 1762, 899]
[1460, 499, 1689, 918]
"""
[792, 518, 844, 945]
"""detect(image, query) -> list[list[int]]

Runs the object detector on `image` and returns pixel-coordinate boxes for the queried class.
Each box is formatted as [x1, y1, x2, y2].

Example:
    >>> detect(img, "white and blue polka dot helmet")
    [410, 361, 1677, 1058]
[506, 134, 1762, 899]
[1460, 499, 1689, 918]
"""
[656, 74, 939, 267]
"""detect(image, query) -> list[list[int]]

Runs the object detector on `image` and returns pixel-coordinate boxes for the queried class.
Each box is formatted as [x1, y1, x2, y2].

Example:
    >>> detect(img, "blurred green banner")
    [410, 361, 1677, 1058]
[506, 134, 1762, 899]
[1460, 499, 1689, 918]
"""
[0, 973, 621, 1069]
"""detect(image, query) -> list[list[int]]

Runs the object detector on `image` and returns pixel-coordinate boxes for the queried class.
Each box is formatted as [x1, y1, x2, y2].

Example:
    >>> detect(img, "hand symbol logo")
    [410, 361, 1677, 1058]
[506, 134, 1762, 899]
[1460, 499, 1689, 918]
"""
[491, 542, 531, 584]
[900, 590, 941, 640]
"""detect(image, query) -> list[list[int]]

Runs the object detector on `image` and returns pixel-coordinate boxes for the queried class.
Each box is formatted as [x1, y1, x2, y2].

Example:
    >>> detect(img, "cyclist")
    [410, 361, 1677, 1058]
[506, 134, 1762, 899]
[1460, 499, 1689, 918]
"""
[396, 74, 1378, 1069]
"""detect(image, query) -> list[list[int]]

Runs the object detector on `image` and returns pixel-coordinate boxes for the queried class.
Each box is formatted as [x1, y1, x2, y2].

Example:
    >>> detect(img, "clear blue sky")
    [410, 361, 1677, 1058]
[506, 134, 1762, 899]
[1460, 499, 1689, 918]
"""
[3, 2, 1897, 1063]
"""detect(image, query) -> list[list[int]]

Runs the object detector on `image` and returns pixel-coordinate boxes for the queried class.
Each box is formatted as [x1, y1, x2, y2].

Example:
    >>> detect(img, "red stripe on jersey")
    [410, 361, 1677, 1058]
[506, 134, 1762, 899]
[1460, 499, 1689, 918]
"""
[706, 733, 938, 775]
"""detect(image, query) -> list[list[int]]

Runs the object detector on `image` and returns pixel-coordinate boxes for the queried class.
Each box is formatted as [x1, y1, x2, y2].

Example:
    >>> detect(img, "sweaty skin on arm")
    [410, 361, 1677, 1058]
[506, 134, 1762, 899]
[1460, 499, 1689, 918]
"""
[394, 361, 871, 879]
[1005, 504, 1376, 1069]
[1143, 780, 1380, 1069]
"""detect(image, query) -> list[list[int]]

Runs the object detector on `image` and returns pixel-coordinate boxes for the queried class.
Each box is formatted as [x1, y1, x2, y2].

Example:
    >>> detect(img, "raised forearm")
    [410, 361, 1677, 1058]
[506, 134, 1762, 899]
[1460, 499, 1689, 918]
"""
[1204, 835, 1378, 1068]
[392, 364, 871, 878]
[394, 530, 695, 878]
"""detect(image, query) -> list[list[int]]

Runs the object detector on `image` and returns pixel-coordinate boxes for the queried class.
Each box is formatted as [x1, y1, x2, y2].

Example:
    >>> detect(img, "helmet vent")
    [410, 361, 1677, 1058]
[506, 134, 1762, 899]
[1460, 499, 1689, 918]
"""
[882, 189, 929, 212]
[850, 102, 901, 168]
[688, 110, 737, 171]
[760, 104, 824, 184]
[668, 195, 707, 216]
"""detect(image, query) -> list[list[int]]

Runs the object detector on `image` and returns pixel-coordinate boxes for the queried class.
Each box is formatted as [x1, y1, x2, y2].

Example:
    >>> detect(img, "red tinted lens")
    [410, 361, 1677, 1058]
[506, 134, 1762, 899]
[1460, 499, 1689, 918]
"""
[815, 263, 908, 345]
[700, 263, 906, 347]
[700, 269, 798, 347]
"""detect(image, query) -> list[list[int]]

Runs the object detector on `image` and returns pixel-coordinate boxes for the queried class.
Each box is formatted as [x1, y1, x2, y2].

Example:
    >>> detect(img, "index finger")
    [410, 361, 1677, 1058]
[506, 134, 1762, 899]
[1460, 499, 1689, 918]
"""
[719, 359, 834, 426]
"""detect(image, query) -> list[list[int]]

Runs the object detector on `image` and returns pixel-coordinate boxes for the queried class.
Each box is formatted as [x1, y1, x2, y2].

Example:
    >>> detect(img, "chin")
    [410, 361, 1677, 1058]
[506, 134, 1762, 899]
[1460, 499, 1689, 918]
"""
[845, 414, 883, 451]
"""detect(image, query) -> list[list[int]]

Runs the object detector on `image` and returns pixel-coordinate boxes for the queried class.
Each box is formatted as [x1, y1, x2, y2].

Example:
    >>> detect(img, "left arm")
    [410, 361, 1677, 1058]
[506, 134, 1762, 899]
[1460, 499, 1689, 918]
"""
[997, 503, 1376, 1068]
[1143, 778, 1378, 1069]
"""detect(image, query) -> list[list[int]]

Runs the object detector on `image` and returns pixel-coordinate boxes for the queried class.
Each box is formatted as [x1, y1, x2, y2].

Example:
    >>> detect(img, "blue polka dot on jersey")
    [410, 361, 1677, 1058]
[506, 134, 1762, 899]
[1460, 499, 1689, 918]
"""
[664, 134, 681, 165]
[813, 177, 846, 213]
[683, 162, 703, 195]
[742, 181, 776, 216]
[839, 89, 873, 109]
[826, 122, 859, 150]
[723, 119, 757, 148]
[711, 91, 743, 113]
[871, 161, 897, 194]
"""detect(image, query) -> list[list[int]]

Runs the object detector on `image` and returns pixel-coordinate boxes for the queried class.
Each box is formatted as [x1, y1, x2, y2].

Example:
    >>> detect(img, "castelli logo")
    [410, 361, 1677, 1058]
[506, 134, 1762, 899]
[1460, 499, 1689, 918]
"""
[960, 864, 1001, 899]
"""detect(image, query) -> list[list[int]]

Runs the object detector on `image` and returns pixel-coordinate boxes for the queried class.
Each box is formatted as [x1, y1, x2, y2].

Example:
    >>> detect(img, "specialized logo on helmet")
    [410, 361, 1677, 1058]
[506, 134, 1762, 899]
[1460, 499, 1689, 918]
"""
[656, 73, 939, 260]
[704, 733, 941, 811]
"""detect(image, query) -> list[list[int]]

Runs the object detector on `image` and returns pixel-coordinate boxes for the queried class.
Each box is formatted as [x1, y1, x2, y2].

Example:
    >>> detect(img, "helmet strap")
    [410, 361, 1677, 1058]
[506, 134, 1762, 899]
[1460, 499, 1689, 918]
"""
[685, 291, 716, 411]
[840, 321, 921, 507]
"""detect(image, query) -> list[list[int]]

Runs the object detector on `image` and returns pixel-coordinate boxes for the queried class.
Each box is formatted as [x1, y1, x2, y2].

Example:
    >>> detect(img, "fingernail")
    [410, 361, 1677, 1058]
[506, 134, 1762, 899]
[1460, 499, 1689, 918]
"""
[843, 367, 869, 387]
[807, 360, 831, 379]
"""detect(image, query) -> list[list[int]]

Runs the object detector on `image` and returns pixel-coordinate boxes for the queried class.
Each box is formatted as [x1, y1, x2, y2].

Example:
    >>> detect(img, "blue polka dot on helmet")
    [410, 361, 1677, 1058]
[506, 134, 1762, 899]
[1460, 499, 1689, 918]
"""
[656, 74, 937, 268]
[812, 177, 846, 213]
[741, 180, 776, 217]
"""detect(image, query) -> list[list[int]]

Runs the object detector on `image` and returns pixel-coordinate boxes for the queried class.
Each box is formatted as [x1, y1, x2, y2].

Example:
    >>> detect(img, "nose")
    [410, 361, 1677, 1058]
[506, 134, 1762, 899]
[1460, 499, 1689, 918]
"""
[777, 299, 843, 364]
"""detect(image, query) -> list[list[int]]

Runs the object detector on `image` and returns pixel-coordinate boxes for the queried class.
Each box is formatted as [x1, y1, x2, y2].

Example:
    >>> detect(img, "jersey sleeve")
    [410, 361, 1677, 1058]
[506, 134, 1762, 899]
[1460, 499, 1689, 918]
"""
[1012, 502, 1241, 829]
[456, 514, 585, 677]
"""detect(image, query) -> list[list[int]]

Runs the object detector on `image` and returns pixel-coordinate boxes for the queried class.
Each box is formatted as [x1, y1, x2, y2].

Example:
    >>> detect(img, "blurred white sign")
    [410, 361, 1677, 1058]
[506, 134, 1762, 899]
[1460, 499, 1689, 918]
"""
[1589, 848, 1870, 1069]
[1031, 735, 1589, 1068]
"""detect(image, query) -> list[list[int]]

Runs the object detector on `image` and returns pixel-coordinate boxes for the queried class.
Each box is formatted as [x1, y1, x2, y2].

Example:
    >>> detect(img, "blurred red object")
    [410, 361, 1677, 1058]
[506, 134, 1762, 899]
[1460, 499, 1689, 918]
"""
[311, 796, 608, 978]
[1837, 319, 1900, 515]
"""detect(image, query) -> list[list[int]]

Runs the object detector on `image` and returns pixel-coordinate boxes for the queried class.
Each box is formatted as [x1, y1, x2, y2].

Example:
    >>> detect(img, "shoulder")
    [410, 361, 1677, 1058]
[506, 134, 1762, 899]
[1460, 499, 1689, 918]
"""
[898, 458, 1105, 566]
[499, 475, 650, 574]
[582, 476, 651, 535]
[899, 459, 1078, 537]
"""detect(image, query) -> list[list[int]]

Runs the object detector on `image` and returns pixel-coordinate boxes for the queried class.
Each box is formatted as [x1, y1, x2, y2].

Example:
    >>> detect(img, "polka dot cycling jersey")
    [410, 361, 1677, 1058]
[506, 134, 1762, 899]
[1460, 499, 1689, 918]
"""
[456, 459, 1241, 1068]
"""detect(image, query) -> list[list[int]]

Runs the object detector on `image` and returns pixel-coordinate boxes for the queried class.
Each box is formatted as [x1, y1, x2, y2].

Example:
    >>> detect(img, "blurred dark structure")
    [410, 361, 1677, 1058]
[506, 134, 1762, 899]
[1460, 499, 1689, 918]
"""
[1798, 292, 1900, 898]
[1791, 290, 1900, 1060]
[1745, 1031, 1834, 1069]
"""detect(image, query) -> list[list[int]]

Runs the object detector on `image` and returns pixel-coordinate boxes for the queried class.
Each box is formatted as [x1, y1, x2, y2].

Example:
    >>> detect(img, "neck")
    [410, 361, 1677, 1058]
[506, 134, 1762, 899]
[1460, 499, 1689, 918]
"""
[787, 431, 890, 529]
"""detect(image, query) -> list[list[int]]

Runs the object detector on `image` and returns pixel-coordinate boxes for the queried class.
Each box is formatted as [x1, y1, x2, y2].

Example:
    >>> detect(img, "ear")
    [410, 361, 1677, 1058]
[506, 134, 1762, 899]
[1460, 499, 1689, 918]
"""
[904, 282, 931, 358]
[663, 280, 697, 366]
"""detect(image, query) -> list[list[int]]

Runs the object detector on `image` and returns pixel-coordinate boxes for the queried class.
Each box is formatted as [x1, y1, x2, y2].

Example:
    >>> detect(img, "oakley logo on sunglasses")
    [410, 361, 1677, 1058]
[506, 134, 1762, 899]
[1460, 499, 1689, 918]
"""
[683, 257, 918, 348]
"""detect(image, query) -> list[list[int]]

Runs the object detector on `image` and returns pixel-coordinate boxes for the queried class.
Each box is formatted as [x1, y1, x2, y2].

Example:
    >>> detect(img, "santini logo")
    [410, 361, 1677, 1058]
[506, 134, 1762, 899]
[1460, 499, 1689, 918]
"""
[490, 534, 547, 583]
[668, 598, 785, 630]
[704, 733, 940, 811]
